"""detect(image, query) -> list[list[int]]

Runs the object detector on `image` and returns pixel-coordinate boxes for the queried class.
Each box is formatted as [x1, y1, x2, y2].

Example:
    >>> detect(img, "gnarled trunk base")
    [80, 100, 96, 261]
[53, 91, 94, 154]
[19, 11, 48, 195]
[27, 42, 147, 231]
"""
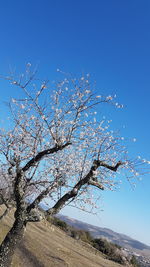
[0, 218, 26, 267]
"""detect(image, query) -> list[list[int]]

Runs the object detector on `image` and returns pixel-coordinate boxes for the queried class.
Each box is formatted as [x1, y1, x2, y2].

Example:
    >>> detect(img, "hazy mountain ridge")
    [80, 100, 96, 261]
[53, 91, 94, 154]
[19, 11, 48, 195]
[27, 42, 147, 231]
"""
[57, 214, 150, 256]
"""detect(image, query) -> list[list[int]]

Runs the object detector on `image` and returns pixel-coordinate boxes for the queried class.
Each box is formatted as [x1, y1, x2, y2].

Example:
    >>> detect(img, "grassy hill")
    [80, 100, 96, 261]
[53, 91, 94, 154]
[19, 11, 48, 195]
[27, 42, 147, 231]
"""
[57, 214, 150, 257]
[0, 206, 130, 267]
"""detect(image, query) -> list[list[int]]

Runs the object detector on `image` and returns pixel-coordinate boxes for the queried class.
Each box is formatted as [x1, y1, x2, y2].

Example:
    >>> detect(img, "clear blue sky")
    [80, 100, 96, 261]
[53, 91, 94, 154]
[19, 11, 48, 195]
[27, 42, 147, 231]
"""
[0, 0, 150, 245]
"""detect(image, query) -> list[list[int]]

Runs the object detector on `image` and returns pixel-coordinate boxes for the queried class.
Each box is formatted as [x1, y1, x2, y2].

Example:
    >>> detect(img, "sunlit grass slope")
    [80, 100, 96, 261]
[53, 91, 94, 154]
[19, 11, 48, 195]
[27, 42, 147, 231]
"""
[0, 206, 129, 267]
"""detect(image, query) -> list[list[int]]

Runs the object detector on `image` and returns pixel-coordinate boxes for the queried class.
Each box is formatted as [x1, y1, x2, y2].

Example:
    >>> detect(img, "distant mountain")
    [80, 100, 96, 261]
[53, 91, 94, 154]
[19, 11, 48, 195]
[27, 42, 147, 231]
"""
[57, 214, 150, 258]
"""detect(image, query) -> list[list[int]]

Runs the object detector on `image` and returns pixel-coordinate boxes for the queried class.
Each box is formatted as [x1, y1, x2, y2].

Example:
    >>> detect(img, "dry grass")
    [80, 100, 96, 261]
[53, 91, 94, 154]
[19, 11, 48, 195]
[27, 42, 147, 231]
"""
[0, 206, 129, 267]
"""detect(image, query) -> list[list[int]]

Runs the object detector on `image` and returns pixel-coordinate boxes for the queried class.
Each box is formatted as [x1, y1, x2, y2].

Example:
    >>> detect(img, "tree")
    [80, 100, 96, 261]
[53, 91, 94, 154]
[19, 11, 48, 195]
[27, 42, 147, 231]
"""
[0, 66, 148, 266]
[130, 255, 141, 267]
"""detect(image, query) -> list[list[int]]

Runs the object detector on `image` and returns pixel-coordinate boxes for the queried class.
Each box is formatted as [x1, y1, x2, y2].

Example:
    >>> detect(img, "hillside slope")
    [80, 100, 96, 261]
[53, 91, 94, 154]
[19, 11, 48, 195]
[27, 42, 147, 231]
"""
[0, 206, 128, 267]
[57, 214, 150, 257]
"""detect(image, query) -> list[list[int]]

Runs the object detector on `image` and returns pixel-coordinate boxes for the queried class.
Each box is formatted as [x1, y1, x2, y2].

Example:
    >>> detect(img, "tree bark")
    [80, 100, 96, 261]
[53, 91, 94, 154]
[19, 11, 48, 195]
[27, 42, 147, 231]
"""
[0, 217, 26, 267]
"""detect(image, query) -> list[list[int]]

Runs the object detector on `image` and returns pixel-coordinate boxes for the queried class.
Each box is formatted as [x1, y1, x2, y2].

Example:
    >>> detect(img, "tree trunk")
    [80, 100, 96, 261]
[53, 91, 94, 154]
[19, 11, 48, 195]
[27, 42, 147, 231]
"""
[0, 218, 26, 267]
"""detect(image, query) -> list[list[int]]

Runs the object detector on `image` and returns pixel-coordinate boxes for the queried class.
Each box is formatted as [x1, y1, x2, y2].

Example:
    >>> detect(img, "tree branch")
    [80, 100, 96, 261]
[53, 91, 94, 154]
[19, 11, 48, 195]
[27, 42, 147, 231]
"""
[22, 142, 71, 172]
[88, 178, 104, 190]
[98, 160, 123, 171]
[46, 160, 123, 216]
[26, 182, 57, 213]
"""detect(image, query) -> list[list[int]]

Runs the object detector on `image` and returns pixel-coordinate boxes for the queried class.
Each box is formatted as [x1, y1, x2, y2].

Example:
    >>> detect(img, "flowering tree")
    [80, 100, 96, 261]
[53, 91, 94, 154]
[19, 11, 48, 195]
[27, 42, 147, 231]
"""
[0, 67, 148, 266]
